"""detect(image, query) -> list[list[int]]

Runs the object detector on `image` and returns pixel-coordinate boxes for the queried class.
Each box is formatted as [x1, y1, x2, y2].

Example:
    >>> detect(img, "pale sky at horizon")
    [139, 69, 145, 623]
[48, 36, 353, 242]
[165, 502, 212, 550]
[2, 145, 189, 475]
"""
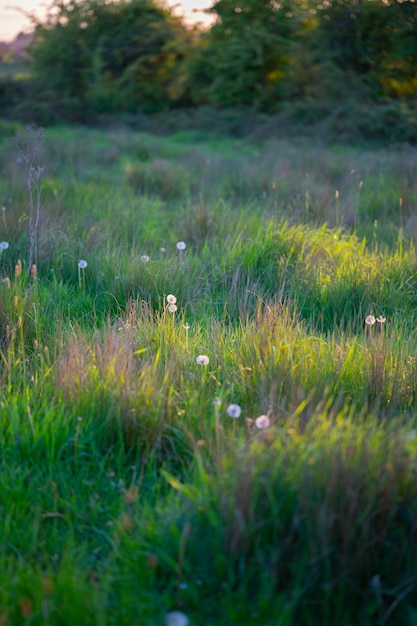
[0, 0, 215, 42]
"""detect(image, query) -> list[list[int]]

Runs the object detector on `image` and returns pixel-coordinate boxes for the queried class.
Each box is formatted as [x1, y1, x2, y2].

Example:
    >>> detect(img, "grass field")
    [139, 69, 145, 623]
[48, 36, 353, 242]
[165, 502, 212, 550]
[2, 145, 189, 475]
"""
[1, 120, 417, 625]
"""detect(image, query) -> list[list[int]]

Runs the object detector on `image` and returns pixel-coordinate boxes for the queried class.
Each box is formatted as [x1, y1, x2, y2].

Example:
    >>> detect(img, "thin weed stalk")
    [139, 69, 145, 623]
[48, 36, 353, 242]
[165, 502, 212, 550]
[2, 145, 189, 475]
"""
[15, 125, 45, 274]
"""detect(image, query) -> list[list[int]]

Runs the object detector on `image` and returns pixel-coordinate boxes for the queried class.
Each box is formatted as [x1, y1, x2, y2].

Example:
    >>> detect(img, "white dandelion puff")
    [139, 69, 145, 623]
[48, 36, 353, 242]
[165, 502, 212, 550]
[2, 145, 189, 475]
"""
[376, 315, 386, 324]
[0, 241, 9, 251]
[226, 403, 242, 418]
[196, 354, 209, 365]
[78, 259, 87, 269]
[176, 241, 186, 251]
[165, 612, 189, 626]
[168, 303, 177, 313]
[140, 255, 150, 263]
[365, 314, 376, 326]
[255, 415, 271, 429]
[167, 294, 177, 304]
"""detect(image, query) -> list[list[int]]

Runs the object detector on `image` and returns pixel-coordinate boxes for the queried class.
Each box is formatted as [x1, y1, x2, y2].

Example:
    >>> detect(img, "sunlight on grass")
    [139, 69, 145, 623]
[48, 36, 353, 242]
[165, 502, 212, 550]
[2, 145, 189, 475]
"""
[1, 124, 417, 624]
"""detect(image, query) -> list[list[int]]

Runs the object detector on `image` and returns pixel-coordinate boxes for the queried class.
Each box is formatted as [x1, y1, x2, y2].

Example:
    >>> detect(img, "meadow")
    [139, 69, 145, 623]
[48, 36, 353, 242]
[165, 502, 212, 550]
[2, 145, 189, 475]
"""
[1, 120, 417, 625]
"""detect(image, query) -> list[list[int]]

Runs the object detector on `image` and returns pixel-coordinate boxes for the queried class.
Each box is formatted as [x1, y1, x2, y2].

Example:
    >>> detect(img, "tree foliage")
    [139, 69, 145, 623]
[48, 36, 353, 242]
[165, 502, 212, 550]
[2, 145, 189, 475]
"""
[29, 0, 189, 115]
[199, 0, 417, 107]
[309, 0, 417, 98]
[189, 0, 302, 108]
[20, 0, 417, 121]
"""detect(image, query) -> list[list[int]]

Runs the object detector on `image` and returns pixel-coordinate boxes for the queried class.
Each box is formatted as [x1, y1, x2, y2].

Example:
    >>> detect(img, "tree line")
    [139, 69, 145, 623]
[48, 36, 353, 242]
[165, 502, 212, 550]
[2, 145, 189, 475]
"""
[4, 0, 417, 123]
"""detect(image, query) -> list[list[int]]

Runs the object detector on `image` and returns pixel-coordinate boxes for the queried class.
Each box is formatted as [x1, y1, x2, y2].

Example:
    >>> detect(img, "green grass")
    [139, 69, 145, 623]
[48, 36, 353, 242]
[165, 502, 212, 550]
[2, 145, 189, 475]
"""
[1, 121, 417, 624]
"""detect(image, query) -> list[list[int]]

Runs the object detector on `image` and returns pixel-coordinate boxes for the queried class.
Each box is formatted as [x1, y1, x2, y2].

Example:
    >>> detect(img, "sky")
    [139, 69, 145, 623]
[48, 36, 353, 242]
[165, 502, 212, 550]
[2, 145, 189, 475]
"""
[0, 0, 215, 41]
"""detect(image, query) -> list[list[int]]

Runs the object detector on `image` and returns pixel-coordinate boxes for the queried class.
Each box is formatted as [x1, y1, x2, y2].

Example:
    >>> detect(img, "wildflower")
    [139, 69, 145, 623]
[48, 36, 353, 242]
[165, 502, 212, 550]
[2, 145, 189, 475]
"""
[78, 259, 88, 269]
[140, 255, 149, 263]
[0, 241, 9, 250]
[365, 314, 376, 326]
[168, 304, 177, 313]
[167, 294, 177, 304]
[226, 403, 242, 418]
[376, 315, 386, 324]
[255, 414, 271, 429]
[165, 612, 189, 626]
[196, 354, 209, 365]
[176, 241, 186, 251]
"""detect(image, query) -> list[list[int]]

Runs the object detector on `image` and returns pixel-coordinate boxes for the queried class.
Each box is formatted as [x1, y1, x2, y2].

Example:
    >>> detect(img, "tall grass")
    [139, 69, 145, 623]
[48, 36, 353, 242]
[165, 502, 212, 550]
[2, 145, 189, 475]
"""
[1, 122, 417, 624]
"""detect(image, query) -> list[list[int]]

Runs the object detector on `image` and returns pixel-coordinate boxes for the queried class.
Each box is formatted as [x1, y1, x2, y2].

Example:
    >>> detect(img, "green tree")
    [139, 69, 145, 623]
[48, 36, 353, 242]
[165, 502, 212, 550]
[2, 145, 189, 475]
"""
[29, 0, 189, 115]
[193, 0, 303, 109]
[188, 0, 417, 110]
[309, 0, 417, 100]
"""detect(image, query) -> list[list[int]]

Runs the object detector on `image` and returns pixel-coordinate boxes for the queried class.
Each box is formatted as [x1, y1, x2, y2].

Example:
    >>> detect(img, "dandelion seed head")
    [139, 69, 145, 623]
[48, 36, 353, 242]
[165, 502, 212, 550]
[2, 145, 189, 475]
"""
[183, 323, 190, 330]
[0, 241, 9, 250]
[255, 415, 271, 429]
[165, 611, 189, 626]
[226, 403, 242, 418]
[78, 259, 87, 269]
[365, 314, 376, 326]
[167, 294, 177, 304]
[176, 241, 186, 251]
[140, 255, 150, 263]
[196, 354, 209, 365]
[376, 315, 386, 324]
[168, 303, 177, 313]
